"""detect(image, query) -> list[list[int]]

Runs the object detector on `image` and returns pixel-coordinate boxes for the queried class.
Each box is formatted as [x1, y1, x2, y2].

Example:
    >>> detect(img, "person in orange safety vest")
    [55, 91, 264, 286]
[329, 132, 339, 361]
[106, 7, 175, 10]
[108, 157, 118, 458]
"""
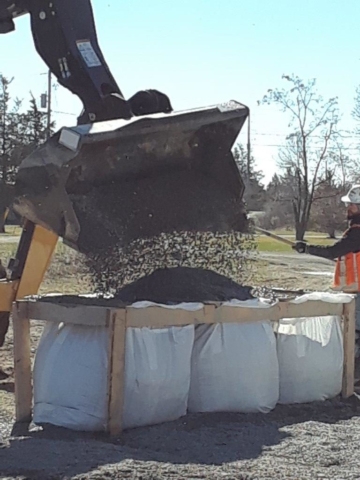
[293, 184, 360, 331]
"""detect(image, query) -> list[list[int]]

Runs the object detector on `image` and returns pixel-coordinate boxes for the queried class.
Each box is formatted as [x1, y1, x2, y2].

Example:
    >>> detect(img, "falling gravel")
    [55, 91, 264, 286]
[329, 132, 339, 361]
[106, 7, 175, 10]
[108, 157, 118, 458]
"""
[84, 230, 256, 295]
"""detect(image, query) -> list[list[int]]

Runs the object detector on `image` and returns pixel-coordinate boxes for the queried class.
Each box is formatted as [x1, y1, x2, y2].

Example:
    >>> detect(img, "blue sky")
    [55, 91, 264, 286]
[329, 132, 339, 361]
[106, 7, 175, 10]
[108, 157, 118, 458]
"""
[2, 0, 359, 183]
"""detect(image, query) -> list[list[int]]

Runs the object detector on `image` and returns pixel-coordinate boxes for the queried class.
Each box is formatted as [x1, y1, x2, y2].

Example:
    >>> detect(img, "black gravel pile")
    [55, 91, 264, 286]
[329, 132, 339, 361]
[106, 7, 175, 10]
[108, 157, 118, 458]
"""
[39, 267, 255, 306]
[39, 270, 305, 307]
[115, 267, 254, 304]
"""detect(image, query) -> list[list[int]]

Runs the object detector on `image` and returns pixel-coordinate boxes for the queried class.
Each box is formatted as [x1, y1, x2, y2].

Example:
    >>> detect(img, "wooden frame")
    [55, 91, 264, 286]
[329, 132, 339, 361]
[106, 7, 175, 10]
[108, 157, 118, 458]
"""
[12, 295, 356, 436]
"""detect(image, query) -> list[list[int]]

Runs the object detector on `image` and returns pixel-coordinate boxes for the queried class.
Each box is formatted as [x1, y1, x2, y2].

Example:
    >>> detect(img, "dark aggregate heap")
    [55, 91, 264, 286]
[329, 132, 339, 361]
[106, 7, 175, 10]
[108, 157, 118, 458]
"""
[38, 277, 298, 307]
[115, 267, 254, 304]
[39, 267, 255, 306]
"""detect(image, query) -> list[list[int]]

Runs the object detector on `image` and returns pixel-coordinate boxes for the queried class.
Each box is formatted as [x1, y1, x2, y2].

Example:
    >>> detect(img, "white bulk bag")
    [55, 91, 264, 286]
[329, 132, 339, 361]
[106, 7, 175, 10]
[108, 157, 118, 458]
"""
[33, 318, 194, 431]
[277, 315, 343, 404]
[189, 299, 279, 413]
[33, 322, 109, 431]
[122, 324, 194, 429]
[276, 291, 350, 404]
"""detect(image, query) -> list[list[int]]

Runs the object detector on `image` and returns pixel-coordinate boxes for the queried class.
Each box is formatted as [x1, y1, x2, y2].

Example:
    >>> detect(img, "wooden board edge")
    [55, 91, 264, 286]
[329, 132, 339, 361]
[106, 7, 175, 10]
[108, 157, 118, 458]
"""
[107, 309, 127, 436]
[342, 299, 356, 398]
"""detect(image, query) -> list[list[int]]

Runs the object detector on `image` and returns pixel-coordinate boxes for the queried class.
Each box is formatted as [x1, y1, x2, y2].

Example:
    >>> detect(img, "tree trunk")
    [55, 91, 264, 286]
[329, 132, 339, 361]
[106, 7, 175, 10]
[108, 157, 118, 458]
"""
[327, 228, 336, 239]
[0, 312, 10, 348]
[295, 220, 307, 241]
[0, 214, 5, 234]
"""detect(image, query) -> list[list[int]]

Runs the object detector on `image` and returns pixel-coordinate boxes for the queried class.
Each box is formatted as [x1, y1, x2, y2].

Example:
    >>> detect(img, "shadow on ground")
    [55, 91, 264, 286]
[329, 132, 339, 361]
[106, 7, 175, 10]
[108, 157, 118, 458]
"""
[0, 396, 359, 480]
[0, 381, 14, 393]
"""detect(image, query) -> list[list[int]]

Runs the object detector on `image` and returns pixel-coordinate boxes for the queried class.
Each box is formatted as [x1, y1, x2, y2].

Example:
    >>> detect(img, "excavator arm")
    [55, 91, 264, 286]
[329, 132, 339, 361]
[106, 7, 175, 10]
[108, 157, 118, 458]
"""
[0, 0, 172, 123]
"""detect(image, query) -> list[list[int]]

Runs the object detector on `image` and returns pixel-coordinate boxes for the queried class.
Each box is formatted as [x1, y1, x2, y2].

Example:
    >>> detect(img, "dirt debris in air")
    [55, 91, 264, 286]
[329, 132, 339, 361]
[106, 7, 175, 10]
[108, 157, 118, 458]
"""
[70, 174, 259, 300]
[83, 229, 256, 294]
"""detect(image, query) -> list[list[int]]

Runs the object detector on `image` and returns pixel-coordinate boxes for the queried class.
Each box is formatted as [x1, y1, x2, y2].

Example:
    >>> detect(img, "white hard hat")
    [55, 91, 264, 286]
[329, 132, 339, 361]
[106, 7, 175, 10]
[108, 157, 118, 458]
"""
[341, 185, 360, 204]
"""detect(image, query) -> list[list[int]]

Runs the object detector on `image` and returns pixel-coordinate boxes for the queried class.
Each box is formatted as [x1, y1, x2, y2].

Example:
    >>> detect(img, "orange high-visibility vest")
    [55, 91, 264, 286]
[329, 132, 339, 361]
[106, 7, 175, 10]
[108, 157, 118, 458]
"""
[333, 225, 360, 292]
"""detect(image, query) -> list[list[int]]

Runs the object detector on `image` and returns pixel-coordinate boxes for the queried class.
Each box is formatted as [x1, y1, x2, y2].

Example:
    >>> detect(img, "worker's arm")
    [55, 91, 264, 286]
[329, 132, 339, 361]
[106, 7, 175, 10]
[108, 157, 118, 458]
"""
[305, 228, 360, 260]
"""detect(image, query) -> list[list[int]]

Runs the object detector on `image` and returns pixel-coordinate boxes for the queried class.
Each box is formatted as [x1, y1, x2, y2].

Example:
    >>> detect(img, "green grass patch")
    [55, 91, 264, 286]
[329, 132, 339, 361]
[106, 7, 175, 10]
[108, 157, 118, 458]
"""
[271, 228, 333, 237]
[256, 234, 335, 252]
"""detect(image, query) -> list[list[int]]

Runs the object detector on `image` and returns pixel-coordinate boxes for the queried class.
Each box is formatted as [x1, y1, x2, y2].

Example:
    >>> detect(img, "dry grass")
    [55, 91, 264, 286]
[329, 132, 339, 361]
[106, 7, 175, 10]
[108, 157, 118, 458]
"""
[248, 258, 331, 291]
[40, 242, 92, 295]
[3, 225, 22, 236]
[0, 241, 92, 295]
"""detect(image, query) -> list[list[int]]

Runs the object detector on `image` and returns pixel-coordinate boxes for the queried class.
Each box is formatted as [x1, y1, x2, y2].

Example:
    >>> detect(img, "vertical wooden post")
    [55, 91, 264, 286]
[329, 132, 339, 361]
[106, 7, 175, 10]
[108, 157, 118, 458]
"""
[342, 298, 356, 398]
[12, 302, 32, 423]
[107, 308, 126, 436]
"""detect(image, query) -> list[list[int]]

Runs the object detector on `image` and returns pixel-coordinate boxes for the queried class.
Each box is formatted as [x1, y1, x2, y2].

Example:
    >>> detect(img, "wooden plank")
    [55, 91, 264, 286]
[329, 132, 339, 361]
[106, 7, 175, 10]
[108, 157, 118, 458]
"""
[126, 301, 344, 329]
[107, 309, 127, 436]
[126, 304, 215, 328]
[212, 302, 343, 325]
[26, 301, 109, 327]
[0, 280, 19, 312]
[342, 299, 356, 398]
[20, 297, 345, 329]
[12, 302, 32, 424]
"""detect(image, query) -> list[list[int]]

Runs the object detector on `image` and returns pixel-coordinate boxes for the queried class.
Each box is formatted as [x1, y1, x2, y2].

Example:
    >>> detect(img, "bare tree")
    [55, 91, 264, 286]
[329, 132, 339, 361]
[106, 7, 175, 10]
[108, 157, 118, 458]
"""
[0, 76, 54, 233]
[0, 75, 23, 185]
[0, 75, 22, 232]
[326, 140, 358, 188]
[310, 171, 346, 238]
[261, 171, 297, 230]
[353, 86, 360, 135]
[233, 143, 266, 211]
[259, 75, 339, 240]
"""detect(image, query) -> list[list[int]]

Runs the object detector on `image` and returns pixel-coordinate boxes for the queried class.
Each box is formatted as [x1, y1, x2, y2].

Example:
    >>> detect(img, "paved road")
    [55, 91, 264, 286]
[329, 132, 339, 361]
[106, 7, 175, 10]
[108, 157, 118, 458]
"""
[260, 251, 334, 266]
[0, 236, 19, 244]
[257, 251, 334, 276]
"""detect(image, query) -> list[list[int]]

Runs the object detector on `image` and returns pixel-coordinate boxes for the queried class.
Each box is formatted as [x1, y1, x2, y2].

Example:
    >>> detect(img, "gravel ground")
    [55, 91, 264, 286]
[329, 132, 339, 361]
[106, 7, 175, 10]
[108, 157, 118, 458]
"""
[1, 266, 360, 480]
[1, 398, 360, 479]
[1, 321, 360, 480]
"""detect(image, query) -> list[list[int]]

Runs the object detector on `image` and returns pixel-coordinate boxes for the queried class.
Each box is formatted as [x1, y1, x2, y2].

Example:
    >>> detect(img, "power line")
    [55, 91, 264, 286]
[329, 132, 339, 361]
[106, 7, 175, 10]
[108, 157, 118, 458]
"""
[47, 70, 51, 139]
[251, 131, 360, 139]
[250, 144, 360, 151]
[52, 110, 77, 116]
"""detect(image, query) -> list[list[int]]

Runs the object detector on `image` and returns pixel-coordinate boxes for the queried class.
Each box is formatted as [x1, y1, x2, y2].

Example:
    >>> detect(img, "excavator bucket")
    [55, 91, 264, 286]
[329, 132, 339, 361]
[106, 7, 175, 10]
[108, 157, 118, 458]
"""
[12, 100, 249, 254]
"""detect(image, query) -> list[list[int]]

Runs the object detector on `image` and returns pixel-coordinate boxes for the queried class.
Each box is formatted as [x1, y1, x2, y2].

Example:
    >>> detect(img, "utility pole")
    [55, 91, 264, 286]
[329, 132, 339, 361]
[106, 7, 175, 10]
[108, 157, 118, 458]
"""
[47, 69, 52, 139]
[247, 111, 251, 176]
